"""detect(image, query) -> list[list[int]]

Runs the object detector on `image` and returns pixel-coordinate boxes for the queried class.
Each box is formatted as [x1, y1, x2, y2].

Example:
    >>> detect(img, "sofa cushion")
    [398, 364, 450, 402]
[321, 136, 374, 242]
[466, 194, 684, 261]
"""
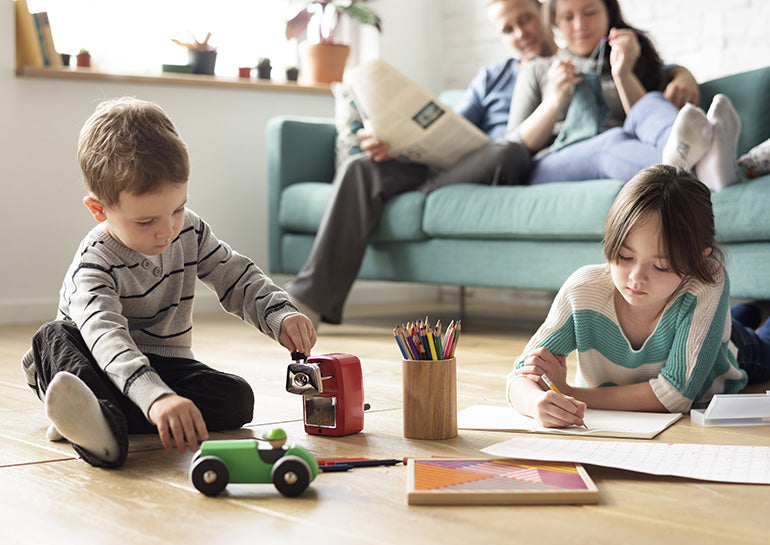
[279, 182, 427, 242]
[712, 176, 770, 243]
[422, 180, 623, 240]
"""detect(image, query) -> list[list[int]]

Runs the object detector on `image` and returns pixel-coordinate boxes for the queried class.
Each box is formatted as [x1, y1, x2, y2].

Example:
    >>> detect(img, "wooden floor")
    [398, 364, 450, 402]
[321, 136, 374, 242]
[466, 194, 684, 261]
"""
[2, 301, 769, 545]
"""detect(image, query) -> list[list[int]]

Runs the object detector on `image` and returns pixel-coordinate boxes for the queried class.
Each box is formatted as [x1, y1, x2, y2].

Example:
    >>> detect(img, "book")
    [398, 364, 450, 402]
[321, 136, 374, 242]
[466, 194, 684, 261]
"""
[406, 458, 599, 505]
[14, 0, 44, 68]
[34, 12, 62, 67]
[344, 59, 489, 169]
[458, 404, 682, 440]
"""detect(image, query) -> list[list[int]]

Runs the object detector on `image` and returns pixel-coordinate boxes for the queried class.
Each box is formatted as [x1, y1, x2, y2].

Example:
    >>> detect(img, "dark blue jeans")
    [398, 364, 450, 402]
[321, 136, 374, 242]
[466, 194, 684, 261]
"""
[730, 305, 770, 384]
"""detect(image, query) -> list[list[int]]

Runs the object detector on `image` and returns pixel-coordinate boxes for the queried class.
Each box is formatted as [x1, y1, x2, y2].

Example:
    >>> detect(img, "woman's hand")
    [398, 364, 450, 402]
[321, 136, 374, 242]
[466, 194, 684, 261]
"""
[607, 28, 641, 79]
[543, 57, 582, 113]
[356, 127, 393, 162]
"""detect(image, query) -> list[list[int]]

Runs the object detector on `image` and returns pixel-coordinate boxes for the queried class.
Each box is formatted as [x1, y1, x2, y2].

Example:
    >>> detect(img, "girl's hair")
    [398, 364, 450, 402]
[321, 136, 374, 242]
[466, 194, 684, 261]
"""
[604, 165, 723, 284]
[545, 0, 666, 92]
[78, 97, 190, 207]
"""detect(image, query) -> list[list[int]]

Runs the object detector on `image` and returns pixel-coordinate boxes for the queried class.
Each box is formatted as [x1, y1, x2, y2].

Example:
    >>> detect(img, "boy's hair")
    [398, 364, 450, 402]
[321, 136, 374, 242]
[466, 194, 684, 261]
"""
[604, 164, 723, 284]
[77, 97, 190, 207]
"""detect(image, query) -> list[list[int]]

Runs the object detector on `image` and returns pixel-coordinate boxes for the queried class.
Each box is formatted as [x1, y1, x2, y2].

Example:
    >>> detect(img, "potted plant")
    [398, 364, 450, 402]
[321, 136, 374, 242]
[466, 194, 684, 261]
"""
[75, 48, 91, 68]
[285, 65, 299, 82]
[256, 57, 272, 80]
[172, 33, 217, 75]
[286, 0, 381, 84]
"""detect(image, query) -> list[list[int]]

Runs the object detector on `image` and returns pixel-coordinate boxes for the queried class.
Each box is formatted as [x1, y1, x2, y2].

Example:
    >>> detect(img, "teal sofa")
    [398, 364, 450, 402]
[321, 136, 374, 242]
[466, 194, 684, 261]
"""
[267, 67, 770, 301]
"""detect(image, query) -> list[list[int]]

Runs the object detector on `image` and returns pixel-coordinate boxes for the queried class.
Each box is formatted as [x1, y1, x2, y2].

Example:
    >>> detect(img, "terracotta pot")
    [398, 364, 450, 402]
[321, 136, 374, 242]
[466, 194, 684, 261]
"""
[75, 53, 91, 68]
[298, 43, 350, 84]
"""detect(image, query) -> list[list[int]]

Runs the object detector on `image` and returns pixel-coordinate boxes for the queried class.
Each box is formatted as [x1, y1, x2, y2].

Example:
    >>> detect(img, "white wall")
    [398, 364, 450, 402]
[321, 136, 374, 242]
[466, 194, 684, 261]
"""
[442, 0, 770, 90]
[1, 0, 443, 326]
[4, 0, 769, 325]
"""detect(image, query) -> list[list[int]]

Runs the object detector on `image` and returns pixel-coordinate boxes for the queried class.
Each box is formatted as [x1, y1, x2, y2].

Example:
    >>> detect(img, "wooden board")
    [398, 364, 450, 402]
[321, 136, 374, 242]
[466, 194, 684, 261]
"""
[406, 458, 598, 505]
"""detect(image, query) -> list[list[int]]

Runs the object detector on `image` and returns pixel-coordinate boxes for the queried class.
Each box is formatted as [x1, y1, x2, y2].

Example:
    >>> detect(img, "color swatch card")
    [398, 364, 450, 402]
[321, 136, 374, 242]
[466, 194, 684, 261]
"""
[406, 458, 598, 505]
[458, 404, 682, 439]
[481, 437, 770, 484]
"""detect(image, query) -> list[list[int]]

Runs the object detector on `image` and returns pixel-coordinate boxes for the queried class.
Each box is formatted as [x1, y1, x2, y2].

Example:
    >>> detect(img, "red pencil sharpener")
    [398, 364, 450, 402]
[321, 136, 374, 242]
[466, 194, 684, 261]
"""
[285, 352, 365, 436]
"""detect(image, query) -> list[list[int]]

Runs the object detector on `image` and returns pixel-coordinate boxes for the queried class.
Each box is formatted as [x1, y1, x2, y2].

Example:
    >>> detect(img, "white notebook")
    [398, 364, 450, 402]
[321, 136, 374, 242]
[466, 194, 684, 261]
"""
[458, 404, 682, 440]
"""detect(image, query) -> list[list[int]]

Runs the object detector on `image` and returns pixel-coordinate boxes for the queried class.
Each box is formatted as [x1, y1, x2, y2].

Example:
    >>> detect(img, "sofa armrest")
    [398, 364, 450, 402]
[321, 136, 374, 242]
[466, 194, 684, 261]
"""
[266, 115, 336, 273]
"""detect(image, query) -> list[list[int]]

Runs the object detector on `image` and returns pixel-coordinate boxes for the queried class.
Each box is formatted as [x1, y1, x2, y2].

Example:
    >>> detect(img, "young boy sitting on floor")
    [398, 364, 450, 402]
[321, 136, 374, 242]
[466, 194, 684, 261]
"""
[21, 97, 316, 468]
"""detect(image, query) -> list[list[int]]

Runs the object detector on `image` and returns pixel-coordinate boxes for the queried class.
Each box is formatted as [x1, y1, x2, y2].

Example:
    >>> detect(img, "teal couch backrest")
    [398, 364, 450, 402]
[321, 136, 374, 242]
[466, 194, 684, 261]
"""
[698, 66, 770, 156]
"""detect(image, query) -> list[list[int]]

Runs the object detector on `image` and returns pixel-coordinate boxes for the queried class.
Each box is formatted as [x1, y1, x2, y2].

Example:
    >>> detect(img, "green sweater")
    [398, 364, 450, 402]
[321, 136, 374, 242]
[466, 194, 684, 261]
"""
[507, 265, 747, 413]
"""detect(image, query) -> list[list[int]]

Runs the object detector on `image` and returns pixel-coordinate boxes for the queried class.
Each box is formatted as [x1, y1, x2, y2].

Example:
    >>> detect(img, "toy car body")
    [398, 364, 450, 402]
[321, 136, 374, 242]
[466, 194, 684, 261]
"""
[190, 439, 319, 497]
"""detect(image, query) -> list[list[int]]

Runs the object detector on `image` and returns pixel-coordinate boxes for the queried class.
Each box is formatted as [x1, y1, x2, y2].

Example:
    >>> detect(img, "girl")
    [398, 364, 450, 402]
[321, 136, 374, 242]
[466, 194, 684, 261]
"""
[507, 165, 770, 428]
[505, 0, 739, 189]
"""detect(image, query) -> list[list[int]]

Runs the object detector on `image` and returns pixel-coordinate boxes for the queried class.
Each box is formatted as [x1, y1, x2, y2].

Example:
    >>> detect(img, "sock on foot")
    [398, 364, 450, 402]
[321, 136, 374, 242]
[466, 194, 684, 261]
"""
[46, 423, 65, 442]
[695, 94, 742, 191]
[45, 372, 120, 463]
[662, 103, 713, 169]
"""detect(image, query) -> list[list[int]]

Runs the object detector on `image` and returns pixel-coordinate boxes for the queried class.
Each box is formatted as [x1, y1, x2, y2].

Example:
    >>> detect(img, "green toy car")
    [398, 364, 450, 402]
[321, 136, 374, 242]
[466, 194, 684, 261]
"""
[190, 429, 319, 497]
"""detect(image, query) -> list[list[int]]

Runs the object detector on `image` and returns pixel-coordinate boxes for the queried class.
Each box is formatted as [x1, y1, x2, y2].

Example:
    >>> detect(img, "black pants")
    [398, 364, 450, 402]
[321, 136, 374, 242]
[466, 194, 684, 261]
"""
[30, 320, 254, 468]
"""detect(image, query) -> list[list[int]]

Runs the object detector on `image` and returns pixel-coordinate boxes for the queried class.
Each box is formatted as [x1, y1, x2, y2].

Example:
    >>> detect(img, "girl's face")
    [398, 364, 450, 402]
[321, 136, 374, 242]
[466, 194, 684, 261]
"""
[553, 0, 609, 57]
[610, 214, 684, 316]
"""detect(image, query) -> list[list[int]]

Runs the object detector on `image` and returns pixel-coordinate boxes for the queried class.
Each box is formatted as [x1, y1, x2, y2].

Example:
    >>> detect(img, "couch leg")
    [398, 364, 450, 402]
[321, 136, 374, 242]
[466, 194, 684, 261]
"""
[459, 286, 466, 323]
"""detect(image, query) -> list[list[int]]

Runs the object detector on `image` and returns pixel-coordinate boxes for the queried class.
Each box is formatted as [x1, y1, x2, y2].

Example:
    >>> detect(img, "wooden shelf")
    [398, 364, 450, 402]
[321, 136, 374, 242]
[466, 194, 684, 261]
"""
[16, 66, 332, 95]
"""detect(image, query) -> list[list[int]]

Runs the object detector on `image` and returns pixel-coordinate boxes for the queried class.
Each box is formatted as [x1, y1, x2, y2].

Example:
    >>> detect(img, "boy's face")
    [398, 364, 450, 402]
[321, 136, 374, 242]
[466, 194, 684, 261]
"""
[487, 0, 549, 61]
[85, 181, 188, 256]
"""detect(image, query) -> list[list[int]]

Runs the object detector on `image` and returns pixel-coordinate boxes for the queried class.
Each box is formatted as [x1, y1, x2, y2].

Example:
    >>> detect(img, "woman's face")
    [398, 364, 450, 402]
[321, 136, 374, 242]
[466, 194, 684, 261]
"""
[553, 0, 610, 57]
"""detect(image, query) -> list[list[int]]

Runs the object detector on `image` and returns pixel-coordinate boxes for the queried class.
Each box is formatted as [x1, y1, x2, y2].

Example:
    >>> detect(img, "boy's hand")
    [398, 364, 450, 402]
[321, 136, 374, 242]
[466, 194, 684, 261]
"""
[148, 394, 209, 453]
[280, 313, 317, 356]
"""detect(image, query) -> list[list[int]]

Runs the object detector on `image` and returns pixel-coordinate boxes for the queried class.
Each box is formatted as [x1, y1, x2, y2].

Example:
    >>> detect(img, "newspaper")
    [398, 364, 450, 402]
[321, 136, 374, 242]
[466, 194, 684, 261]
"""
[344, 59, 489, 170]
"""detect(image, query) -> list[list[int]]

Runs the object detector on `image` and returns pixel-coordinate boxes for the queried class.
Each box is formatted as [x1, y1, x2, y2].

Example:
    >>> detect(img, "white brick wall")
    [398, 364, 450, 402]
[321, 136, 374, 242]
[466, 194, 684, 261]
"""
[440, 0, 770, 91]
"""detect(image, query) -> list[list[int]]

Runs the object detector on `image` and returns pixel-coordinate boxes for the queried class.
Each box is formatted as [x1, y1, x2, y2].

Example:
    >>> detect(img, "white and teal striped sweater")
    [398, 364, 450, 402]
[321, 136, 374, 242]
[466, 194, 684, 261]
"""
[25, 209, 299, 419]
[507, 265, 748, 413]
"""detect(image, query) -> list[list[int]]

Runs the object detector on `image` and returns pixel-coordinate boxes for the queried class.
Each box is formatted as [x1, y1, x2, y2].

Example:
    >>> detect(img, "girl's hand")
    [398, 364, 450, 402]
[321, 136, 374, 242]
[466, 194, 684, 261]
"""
[543, 58, 582, 112]
[517, 347, 568, 389]
[356, 127, 393, 162]
[534, 389, 587, 428]
[279, 313, 317, 356]
[607, 28, 641, 79]
[148, 394, 209, 453]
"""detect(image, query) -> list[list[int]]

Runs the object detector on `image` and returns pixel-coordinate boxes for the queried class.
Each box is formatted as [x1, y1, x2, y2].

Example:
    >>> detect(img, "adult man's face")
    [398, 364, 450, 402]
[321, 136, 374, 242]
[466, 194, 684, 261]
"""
[487, 0, 550, 61]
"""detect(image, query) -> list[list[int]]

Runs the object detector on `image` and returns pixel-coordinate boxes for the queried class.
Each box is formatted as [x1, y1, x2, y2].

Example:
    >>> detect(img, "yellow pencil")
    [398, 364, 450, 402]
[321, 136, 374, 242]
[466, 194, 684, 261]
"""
[542, 374, 587, 429]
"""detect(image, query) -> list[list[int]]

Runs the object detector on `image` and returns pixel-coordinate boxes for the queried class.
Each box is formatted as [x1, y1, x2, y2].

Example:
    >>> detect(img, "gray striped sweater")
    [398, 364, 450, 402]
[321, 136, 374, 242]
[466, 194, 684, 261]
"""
[26, 209, 299, 419]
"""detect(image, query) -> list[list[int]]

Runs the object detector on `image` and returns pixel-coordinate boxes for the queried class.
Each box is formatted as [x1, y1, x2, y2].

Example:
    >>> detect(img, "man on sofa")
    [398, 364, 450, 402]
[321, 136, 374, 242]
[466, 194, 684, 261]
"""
[286, 0, 700, 326]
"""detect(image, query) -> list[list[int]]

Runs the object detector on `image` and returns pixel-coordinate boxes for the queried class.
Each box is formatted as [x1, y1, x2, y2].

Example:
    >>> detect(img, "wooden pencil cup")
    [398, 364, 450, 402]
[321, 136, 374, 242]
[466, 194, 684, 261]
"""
[402, 358, 457, 440]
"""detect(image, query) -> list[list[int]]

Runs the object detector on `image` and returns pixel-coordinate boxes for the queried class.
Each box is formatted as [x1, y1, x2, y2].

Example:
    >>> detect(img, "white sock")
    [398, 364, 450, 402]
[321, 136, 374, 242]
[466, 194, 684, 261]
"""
[696, 94, 742, 191]
[45, 372, 120, 463]
[662, 103, 713, 169]
[46, 423, 64, 442]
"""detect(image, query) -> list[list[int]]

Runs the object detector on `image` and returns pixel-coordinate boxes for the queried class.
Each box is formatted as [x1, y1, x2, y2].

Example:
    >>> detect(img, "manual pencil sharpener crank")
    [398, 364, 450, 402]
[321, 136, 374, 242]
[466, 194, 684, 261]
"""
[285, 352, 366, 436]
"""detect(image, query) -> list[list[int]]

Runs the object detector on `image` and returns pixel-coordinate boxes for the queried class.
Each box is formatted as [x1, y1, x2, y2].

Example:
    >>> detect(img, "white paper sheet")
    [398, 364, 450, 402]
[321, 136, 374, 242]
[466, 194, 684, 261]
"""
[481, 437, 770, 484]
[458, 405, 682, 439]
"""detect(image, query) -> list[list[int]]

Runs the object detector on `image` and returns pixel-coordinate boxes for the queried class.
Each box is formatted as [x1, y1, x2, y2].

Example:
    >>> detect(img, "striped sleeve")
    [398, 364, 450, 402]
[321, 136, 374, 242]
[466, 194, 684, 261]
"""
[190, 212, 298, 341]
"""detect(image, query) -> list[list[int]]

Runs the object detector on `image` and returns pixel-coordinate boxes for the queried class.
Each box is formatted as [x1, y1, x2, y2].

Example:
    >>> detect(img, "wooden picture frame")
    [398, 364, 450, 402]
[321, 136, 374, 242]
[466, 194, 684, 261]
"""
[406, 458, 599, 506]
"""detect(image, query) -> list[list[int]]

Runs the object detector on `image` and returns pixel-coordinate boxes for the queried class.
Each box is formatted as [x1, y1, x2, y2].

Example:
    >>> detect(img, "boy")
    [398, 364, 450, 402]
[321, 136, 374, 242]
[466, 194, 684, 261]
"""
[21, 97, 316, 468]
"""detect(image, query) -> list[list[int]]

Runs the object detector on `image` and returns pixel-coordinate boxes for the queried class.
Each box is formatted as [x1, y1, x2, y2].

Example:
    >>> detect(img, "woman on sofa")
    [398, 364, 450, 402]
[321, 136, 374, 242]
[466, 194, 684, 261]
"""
[505, 0, 741, 189]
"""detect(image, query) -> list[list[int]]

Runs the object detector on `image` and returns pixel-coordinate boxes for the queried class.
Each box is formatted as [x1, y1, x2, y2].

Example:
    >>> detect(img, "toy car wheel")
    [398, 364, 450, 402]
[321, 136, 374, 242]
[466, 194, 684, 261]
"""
[191, 456, 230, 496]
[271, 455, 311, 497]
